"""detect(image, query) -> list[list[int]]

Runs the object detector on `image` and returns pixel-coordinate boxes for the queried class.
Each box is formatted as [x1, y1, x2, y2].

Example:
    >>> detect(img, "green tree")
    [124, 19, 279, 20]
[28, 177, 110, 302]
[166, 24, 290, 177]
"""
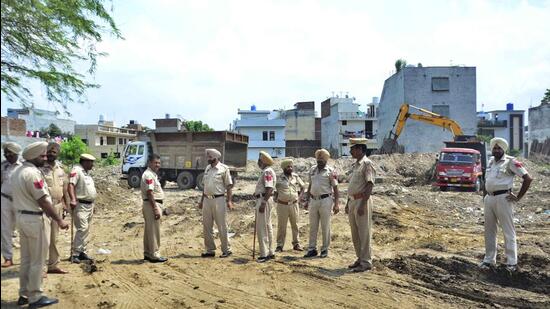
[59, 135, 90, 166]
[185, 120, 214, 132]
[40, 123, 63, 137]
[395, 59, 407, 72]
[541, 88, 550, 105]
[98, 151, 120, 167]
[1, 0, 122, 109]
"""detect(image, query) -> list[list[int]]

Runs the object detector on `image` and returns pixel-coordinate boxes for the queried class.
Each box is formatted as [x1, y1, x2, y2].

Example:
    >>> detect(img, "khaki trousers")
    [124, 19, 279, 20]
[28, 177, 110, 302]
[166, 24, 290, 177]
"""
[202, 196, 230, 254]
[255, 198, 274, 258]
[142, 202, 162, 259]
[1, 195, 16, 260]
[307, 198, 332, 251]
[17, 213, 47, 303]
[44, 203, 63, 270]
[72, 202, 93, 255]
[483, 194, 517, 265]
[348, 198, 373, 266]
[276, 202, 300, 248]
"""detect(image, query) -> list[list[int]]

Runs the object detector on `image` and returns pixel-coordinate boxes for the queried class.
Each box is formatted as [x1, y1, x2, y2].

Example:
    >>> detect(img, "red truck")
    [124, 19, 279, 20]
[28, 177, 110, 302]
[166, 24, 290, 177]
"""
[434, 147, 484, 192]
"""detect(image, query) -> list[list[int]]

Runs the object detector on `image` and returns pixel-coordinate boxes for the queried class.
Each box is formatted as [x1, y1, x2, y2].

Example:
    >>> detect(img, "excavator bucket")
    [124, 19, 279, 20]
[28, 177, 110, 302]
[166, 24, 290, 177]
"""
[377, 138, 404, 154]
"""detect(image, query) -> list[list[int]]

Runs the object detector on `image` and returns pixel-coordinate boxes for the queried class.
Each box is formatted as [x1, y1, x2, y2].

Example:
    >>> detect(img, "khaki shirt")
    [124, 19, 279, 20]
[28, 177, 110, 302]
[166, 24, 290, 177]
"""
[309, 165, 338, 196]
[1, 160, 22, 195]
[485, 155, 528, 193]
[11, 162, 52, 212]
[69, 164, 97, 202]
[275, 172, 305, 202]
[202, 162, 232, 196]
[254, 167, 276, 195]
[347, 156, 376, 196]
[40, 161, 66, 203]
[141, 167, 164, 200]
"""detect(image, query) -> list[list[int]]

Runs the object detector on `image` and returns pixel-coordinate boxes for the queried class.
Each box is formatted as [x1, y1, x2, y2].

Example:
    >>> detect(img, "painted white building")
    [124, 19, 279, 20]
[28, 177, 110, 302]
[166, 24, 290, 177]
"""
[321, 96, 378, 157]
[477, 103, 525, 152]
[7, 107, 75, 134]
[233, 106, 286, 160]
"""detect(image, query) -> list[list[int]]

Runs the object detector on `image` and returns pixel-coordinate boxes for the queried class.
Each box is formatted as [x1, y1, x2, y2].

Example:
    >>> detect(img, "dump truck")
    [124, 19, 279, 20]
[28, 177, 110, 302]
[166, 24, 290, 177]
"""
[122, 130, 248, 190]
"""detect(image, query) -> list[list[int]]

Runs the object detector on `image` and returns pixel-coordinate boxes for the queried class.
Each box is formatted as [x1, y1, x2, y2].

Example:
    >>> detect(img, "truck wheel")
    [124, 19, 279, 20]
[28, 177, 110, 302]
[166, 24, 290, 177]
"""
[196, 173, 204, 191]
[160, 179, 167, 189]
[128, 170, 142, 188]
[439, 186, 448, 192]
[176, 171, 195, 190]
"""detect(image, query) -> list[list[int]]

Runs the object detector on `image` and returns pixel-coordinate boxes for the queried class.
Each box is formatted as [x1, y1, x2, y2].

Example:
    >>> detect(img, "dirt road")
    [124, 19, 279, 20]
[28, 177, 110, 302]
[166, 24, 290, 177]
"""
[1, 155, 549, 308]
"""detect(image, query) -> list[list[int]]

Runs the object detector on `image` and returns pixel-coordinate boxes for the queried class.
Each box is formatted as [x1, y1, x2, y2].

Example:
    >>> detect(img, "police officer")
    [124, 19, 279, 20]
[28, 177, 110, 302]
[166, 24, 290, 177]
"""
[1, 142, 22, 268]
[199, 149, 233, 258]
[346, 138, 376, 272]
[479, 137, 532, 272]
[12, 141, 69, 307]
[40, 142, 69, 274]
[255, 151, 276, 262]
[141, 154, 168, 263]
[274, 159, 305, 252]
[68, 153, 97, 263]
[304, 149, 340, 258]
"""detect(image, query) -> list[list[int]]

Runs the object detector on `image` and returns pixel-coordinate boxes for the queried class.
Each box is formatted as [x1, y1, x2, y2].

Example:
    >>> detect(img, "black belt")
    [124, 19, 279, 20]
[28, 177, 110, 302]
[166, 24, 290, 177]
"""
[487, 189, 510, 196]
[19, 210, 43, 216]
[143, 199, 163, 204]
[1, 192, 13, 201]
[203, 194, 224, 199]
[310, 194, 331, 200]
[78, 199, 93, 204]
[254, 193, 267, 198]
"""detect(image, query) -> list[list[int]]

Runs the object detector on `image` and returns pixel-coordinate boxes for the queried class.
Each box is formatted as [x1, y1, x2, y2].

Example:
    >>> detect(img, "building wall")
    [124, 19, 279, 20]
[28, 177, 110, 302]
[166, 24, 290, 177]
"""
[378, 66, 477, 153]
[75, 125, 137, 158]
[8, 109, 75, 134]
[1, 117, 26, 136]
[234, 126, 285, 159]
[285, 114, 316, 140]
[286, 140, 321, 158]
[528, 104, 550, 155]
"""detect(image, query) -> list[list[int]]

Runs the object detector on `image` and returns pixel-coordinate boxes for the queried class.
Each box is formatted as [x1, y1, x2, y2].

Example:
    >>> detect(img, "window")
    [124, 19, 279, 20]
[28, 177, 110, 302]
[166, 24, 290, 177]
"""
[342, 120, 347, 125]
[432, 105, 450, 117]
[101, 153, 108, 159]
[262, 131, 268, 141]
[119, 138, 124, 145]
[137, 145, 144, 155]
[432, 77, 449, 91]
[107, 136, 116, 145]
[99, 136, 104, 145]
[125, 144, 138, 157]
[269, 131, 275, 141]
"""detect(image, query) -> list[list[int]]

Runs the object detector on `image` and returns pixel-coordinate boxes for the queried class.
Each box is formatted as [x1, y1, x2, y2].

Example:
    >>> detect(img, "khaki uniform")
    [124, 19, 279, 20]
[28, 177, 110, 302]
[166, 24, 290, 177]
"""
[11, 162, 51, 303]
[141, 167, 164, 259]
[69, 164, 97, 256]
[307, 166, 338, 252]
[254, 167, 276, 258]
[1, 160, 22, 261]
[201, 162, 233, 254]
[275, 173, 305, 248]
[483, 155, 528, 266]
[347, 156, 376, 266]
[40, 161, 66, 271]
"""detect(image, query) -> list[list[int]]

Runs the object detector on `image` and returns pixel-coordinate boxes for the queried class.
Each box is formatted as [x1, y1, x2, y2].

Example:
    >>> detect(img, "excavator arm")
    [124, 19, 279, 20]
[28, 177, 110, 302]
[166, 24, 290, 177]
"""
[379, 103, 464, 154]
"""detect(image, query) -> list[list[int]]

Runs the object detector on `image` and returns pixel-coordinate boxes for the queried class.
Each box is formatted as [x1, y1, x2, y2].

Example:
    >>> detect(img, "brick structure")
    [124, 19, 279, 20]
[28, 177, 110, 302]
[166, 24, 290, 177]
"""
[1, 117, 27, 136]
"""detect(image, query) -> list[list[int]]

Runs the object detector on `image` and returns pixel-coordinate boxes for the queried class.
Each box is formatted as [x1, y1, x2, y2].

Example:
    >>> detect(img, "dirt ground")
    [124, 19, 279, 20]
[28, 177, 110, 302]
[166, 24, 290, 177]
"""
[1, 154, 549, 308]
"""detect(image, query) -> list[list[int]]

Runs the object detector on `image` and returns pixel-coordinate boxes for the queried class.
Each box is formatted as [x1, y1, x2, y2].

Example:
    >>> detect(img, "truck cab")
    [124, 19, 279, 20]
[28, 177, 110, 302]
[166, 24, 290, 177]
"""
[122, 141, 152, 188]
[434, 147, 483, 192]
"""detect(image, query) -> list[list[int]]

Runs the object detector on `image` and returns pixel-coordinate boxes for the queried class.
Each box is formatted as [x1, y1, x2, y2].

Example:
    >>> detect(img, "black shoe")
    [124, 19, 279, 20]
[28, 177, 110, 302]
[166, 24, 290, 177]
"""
[28, 296, 59, 308]
[70, 255, 81, 264]
[17, 296, 28, 306]
[275, 246, 283, 253]
[303, 249, 318, 258]
[201, 252, 216, 258]
[267, 254, 275, 260]
[320, 250, 328, 258]
[257, 256, 269, 263]
[147, 256, 168, 263]
[78, 252, 93, 261]
[220, 251, 232, 258]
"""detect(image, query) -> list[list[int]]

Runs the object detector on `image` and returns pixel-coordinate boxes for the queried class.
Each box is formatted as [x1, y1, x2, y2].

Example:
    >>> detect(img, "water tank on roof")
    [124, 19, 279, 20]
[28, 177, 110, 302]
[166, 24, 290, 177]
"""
[506, 103, 514, 111]
[251, 105, 256, 111]
[98, 114, 104, 125]
[165, 113, 170, 119]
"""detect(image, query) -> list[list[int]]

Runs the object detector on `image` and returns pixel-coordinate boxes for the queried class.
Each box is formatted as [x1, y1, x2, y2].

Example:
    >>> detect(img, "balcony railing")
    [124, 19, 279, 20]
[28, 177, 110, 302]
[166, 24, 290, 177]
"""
[478, 119, 507, 128]
[339, 112, 376, 120]
[98, 125, 137, 135]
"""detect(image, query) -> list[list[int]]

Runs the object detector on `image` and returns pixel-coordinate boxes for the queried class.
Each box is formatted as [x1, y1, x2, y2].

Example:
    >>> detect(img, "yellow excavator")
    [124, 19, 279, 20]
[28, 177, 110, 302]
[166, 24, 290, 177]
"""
[378, 103, 474, 154]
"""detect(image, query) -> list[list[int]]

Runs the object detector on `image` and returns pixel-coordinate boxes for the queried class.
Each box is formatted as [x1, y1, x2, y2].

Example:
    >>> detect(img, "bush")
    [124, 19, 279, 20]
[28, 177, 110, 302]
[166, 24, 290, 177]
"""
[59, 136, 90, 166]
[99, 152, 121, 167]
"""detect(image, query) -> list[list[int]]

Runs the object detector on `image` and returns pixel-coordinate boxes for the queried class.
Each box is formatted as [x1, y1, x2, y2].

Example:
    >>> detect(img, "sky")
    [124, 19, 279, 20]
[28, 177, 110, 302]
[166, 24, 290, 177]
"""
[2, 0, 550, 130]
